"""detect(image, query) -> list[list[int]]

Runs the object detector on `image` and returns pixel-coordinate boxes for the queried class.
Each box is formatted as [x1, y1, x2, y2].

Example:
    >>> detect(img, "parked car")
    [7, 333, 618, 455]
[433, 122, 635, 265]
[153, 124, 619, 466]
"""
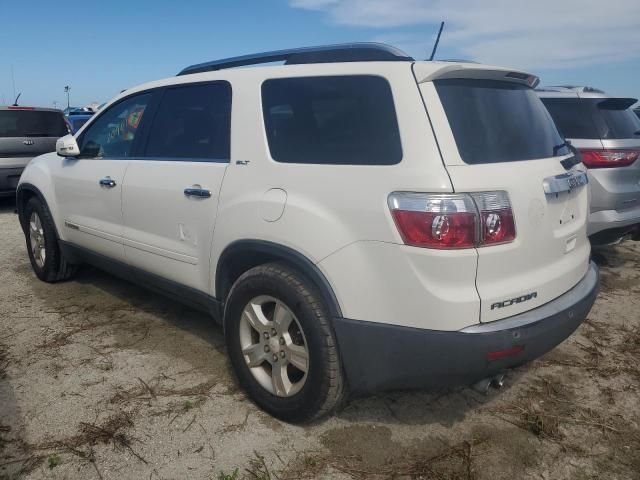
[634, 105, 640, 120]
[16, 43, 598, 422]
[538, 86, 640, 244]
[0, 106, 69, 197]
[66, 110, 94, 133]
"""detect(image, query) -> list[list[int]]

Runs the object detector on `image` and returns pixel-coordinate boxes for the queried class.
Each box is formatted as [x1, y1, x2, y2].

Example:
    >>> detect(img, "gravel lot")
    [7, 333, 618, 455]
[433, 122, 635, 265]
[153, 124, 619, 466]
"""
[1, 195, 639, 480]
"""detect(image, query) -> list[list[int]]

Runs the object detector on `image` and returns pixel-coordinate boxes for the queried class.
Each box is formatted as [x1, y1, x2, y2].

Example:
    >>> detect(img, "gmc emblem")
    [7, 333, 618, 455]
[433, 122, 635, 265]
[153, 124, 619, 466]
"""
[491, 292, 538, 310]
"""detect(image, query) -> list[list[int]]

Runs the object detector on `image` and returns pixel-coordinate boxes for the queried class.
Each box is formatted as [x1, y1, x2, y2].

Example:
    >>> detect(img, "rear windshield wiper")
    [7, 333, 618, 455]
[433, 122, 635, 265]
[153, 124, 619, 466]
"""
[555, 141, 582, 170]
[553, 141, 569, 156]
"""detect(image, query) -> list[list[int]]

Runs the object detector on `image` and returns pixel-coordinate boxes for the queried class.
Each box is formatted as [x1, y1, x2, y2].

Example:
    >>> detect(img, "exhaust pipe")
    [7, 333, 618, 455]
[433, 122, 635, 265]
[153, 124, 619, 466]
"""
[472, 373, 506, 394]
[491, 373, 506, 389]
[472, 377, 492, 395]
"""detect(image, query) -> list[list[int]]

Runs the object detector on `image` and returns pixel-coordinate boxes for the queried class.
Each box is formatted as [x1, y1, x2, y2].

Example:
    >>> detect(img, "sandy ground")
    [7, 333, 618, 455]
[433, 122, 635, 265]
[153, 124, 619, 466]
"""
[0, 195, 638, 480]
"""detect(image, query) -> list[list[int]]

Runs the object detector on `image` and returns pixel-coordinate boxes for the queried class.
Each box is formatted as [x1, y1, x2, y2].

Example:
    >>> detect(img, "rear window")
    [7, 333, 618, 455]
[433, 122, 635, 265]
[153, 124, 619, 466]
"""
[0, 110, 68, 138]
[435, 79, 569, 164]
[262, 75, 402, 165]
[541, 97, 640, 140]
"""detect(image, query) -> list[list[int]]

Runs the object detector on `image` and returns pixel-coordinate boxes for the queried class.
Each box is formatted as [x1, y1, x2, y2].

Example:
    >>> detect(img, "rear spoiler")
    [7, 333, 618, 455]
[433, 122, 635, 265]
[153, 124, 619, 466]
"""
[597, 98, 638, 110]
[414, 62, 539, 88]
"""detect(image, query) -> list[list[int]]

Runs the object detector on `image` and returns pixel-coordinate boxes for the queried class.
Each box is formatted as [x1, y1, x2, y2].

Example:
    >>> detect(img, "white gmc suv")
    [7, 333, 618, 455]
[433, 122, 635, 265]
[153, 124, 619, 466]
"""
[16, 44, 599, 422]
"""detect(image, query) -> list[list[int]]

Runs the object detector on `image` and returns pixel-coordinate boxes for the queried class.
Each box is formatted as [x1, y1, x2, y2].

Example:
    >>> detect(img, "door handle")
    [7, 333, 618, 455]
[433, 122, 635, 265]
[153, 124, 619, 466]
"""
[99, 176, 117, 188]
[184, 186, 212, 198]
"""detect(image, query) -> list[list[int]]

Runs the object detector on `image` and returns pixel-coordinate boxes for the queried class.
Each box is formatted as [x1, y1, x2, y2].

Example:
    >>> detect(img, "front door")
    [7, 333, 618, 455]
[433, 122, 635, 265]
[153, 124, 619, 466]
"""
[121, 81, 232, 293]
[54, 92, 154, 261]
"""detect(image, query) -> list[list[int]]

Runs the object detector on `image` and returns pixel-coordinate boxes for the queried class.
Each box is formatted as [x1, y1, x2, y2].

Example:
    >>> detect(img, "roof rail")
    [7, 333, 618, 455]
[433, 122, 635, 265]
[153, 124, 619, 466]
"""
[177, 42, 414, 76]
[537, 85, 606, 94]
[438, 58, 479, 64]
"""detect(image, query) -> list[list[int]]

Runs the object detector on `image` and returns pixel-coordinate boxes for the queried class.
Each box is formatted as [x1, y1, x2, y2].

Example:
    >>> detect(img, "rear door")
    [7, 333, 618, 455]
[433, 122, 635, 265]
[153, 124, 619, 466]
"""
[0, 108, 68, 169]
[121, 81, 232, 293]
[420, 77, 590, 322]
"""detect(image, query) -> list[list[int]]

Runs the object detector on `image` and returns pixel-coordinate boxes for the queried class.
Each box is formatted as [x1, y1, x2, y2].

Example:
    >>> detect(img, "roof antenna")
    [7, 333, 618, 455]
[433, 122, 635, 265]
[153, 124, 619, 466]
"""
[12, 92, 21, 106]
[428, 21, 445, 61]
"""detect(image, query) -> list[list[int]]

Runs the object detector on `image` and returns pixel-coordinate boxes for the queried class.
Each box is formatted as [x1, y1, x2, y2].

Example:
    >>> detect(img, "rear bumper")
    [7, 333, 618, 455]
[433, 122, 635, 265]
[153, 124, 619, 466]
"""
[334, 262, 599, 393]
[588, 204, 640, 238]
[0, 167, 24, 197]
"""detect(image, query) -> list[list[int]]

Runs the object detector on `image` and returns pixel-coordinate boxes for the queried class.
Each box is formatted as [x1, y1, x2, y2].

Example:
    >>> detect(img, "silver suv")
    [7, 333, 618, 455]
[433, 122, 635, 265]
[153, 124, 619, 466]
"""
[0, 106, 69, 197]
[538, 86, 640, 244]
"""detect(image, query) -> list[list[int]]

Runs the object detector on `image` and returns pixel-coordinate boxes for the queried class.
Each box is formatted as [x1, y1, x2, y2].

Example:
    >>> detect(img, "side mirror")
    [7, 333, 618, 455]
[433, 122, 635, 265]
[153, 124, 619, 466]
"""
[56, 134, 80, 157]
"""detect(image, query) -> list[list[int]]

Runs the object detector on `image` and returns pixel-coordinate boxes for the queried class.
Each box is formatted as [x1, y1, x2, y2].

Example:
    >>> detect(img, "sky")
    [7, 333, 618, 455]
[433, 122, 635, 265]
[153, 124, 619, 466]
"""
[1, 0, 639, 108]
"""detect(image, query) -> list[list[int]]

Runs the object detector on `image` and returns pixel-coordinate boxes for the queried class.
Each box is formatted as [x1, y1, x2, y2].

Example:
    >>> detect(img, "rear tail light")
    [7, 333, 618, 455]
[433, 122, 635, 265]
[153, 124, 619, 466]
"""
[471, 192, 517, 246]
[579, 149, 639, 168]
[388, 191, 516, 250]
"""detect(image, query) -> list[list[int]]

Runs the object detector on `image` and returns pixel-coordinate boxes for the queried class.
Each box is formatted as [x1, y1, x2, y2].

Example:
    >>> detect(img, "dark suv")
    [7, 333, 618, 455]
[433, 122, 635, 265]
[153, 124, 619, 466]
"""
[0, 106, 69, 197]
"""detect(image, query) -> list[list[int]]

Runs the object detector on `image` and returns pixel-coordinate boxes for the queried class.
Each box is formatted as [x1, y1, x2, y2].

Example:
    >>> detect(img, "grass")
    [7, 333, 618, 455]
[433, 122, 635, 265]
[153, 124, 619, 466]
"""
[47, 453, 61, 469]
[217, 468, 239, 480]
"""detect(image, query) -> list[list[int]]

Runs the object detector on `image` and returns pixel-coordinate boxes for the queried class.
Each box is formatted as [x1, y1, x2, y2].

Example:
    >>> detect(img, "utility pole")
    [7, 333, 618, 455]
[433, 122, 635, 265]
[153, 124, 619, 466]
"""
[53, 100, 58, 109]
[64, 85, 71, 109]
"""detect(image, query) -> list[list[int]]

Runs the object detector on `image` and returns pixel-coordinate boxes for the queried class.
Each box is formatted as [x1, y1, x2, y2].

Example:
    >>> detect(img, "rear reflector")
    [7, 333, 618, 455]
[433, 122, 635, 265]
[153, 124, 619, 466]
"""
[579, 149, 639, 168]
[388, 191, 516, 249]
[487, 345, 524, 361]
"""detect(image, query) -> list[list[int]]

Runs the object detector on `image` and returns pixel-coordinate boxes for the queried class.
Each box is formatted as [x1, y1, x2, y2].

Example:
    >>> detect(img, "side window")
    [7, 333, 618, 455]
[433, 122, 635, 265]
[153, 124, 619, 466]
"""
[143, 82, 232, 161]
[80, 93, 152, 158]
[261, 76, 402, 165]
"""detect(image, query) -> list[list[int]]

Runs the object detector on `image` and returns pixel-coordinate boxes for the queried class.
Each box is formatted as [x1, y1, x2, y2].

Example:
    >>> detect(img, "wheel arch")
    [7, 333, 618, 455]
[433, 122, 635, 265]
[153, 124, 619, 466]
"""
[16, 183, 60, 238]
[215, 240, 343, 319]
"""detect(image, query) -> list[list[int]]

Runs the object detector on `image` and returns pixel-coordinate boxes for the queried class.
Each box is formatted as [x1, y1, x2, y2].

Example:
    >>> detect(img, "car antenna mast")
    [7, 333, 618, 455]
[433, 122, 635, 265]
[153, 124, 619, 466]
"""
[13, 93, 21, 107]
[428, 21, 445, 61]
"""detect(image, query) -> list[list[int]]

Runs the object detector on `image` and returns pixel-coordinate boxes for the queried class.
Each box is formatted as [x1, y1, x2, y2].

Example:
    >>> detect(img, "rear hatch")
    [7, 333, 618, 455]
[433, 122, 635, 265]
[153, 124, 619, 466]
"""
[541, 96, 640, 214]
[416, 66, 590, 322]
[0, 108, 68, 166]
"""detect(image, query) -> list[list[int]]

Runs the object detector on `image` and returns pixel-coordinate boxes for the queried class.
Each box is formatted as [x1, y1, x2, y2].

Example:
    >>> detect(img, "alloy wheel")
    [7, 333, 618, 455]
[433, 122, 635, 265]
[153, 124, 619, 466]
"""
[238, 295, 309, 397]
[29, 212, 46, 269]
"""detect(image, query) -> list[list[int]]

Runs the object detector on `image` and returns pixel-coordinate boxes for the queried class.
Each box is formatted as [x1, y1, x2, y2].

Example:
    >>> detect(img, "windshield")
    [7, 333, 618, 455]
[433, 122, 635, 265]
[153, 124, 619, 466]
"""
[0, 110, 68, 138]
[435, 79, 569, 164]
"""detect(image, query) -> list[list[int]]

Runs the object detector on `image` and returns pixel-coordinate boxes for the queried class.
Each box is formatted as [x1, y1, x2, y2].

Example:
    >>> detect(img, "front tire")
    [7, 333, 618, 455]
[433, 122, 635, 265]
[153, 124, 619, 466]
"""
[224, 263, 345, 423]
[24, 197, 77, 283]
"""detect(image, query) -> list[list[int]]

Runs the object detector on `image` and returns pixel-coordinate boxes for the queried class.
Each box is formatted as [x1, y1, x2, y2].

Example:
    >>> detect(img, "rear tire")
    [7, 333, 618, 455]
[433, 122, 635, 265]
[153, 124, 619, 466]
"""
[224, 262, 345, 423]
[24, 197, 77, 283]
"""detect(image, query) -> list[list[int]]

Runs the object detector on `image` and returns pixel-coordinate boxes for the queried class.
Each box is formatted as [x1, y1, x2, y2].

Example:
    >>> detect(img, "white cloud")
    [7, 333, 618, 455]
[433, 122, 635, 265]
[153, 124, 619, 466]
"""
[289, 0, 640, 70]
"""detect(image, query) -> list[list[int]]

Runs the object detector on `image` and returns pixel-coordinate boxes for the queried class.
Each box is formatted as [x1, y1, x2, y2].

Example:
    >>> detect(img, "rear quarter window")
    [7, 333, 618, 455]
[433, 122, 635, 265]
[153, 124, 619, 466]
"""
[261, 75, 402, 165]
[435, 79, 569, 164]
